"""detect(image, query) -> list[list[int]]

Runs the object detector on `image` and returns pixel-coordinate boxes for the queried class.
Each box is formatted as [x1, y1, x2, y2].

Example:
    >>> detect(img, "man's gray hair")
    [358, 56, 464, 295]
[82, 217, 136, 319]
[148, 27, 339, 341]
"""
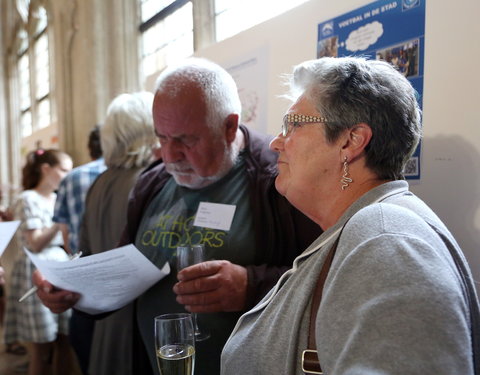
[154, 57, 242, 131]
[101, 91, 157, 168]
[288, 56, 422, 180]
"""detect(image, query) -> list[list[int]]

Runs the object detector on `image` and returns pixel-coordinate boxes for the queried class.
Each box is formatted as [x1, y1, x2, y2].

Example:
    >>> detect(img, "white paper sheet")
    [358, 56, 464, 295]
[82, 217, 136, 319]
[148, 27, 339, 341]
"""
[0, 220, 20, 257]
[25, 244, 170, 314]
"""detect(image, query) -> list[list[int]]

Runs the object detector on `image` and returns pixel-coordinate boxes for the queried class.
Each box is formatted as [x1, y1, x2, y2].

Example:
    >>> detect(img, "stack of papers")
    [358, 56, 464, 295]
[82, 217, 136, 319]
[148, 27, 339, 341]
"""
[0, 220, 20, 257]
[25, 244, 170, 314]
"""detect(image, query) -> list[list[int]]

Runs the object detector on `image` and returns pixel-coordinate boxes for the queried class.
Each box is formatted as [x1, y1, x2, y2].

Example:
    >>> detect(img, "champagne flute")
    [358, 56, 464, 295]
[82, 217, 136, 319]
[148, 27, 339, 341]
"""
[176, 244, 211, 341]
[155, 313, 195, 375]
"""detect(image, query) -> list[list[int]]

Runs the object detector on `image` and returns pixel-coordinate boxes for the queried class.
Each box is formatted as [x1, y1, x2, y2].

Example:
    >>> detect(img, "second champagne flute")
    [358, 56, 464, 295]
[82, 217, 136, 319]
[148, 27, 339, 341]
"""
[154, 313, 195, 375]
[176, 244, 211, 341]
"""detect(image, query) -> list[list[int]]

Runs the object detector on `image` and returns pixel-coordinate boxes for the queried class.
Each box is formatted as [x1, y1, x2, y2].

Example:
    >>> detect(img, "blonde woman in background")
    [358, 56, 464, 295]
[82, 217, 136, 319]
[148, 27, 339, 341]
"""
[79, 92, 158, 375]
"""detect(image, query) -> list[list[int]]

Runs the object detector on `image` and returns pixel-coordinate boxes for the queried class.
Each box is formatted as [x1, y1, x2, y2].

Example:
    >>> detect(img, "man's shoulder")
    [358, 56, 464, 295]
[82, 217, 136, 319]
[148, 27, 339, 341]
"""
[72, 158, 106, 175]
[64, 159, 106, 182]
[56, 159, 106, 201]
[241, 125, 278, 173]
[130, 160, 168, 195]
[137, 159, 166, 180]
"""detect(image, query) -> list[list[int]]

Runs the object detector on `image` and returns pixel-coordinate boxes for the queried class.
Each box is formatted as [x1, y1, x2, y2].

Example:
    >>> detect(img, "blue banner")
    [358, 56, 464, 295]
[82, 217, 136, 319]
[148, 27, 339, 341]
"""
[317, 0, 425, 179]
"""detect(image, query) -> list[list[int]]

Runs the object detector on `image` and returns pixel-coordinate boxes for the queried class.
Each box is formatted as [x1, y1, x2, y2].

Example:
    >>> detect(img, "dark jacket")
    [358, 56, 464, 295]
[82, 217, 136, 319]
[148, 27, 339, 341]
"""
[119, 124, 321, 307]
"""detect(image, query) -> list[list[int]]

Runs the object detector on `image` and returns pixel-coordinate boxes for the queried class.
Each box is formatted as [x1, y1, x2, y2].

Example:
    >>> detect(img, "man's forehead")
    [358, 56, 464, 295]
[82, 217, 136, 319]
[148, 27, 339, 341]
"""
[153, 87, 209, 139]
[154, 120, 200, 139]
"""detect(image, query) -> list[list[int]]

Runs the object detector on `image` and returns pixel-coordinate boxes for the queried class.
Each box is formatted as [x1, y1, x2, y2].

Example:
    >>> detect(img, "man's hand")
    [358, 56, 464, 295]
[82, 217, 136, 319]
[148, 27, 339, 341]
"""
[173, 260, 248, 313]
[32, 269, 80, 313]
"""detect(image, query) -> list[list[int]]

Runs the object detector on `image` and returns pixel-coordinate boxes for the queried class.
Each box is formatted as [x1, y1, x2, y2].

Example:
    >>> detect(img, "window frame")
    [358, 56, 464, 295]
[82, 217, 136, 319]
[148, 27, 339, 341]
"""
[139, 0, 191, 33]
[14, 3, 52, 139]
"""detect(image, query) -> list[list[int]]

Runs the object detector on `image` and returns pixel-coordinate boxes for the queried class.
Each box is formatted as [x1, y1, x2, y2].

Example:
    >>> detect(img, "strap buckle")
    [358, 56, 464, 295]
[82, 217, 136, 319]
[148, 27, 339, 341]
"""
[302, 349, 323, 374]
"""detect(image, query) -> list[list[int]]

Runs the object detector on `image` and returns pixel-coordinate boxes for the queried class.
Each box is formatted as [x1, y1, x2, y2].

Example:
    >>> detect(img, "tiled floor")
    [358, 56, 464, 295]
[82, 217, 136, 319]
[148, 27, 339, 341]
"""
[0, 329, 82, 374]
[0, 243, 81, 374]
[0, 329, 29, 374]
[0, 321, 83, 375]
[1, 241, 29, 373]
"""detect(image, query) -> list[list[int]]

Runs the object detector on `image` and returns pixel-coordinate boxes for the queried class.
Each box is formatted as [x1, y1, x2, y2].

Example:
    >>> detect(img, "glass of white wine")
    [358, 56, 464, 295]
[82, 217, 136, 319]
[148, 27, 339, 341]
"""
[176, 244, 211, 341]
[155, 313, 195, 375]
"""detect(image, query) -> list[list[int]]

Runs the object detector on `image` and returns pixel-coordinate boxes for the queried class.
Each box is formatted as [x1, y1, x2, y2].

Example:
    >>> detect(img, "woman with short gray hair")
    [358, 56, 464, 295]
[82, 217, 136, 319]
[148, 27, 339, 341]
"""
[221, 57, 479, 375]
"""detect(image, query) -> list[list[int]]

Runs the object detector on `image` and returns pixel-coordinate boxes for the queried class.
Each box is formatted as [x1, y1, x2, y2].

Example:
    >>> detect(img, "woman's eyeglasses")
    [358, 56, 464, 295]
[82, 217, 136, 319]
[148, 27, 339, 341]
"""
[282, 113, 328, 137]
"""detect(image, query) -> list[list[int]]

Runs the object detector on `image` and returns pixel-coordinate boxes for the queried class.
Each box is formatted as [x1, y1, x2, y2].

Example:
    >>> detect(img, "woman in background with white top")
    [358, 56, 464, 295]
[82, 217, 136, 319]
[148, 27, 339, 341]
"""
[4, 148, 73, 375]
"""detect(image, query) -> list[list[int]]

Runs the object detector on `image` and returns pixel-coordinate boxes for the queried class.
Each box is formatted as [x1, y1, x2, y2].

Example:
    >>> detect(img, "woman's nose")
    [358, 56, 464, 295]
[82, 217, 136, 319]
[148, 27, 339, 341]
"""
[269, 133, 284, 152]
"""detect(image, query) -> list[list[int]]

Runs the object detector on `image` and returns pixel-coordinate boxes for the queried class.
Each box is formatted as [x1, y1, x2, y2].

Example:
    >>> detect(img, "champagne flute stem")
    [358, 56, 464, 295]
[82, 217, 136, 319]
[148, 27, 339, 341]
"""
[191, 312, 210, 341]
[192, 313, 201, 335]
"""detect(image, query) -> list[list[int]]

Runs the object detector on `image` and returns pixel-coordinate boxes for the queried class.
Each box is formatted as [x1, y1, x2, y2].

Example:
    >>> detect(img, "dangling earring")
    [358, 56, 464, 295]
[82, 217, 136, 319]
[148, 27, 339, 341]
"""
[341, 156, 353, 190]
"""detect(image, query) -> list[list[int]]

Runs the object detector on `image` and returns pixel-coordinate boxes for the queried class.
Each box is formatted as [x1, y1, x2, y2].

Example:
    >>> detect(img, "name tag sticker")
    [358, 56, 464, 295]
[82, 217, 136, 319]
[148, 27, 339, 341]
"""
[193, 202, 236, 231]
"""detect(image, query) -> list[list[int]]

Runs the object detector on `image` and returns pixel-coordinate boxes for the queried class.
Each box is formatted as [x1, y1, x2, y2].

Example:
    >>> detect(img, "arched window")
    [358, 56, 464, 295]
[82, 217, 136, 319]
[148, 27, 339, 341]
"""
[15, 0, 51, 139]
[139, 0, 194, 80]
[138, 0, 309, 84]
[215, 0, 309, 41]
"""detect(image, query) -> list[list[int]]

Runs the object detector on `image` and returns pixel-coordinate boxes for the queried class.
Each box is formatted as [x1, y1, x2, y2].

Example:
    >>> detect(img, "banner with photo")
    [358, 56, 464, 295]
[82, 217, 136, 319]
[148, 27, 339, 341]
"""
[317, 0, 425, 179]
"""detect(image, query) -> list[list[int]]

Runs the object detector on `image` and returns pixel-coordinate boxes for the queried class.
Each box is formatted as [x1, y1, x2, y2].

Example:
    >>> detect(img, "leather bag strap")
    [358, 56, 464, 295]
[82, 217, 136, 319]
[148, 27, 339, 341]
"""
[303, 233, 342, 374]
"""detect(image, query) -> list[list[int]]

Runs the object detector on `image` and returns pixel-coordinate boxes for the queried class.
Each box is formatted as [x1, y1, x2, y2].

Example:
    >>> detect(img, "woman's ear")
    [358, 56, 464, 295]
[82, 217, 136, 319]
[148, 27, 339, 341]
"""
[340, 123, 372, 159]
[40, 163, 51, 175]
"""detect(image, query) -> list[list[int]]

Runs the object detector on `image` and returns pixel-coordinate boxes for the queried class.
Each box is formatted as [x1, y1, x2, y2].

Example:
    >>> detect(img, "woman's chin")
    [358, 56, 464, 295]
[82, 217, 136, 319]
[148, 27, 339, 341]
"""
[274, 177, 288, 198]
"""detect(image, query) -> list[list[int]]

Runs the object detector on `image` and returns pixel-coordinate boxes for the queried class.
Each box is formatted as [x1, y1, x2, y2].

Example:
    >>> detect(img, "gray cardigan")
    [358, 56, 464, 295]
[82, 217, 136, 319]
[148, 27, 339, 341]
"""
[221, 181, 479, 374]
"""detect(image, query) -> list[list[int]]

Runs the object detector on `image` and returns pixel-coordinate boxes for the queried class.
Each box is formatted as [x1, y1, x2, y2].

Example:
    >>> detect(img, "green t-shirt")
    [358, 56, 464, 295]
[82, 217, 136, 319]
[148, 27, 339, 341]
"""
[135, 153, 255, 375]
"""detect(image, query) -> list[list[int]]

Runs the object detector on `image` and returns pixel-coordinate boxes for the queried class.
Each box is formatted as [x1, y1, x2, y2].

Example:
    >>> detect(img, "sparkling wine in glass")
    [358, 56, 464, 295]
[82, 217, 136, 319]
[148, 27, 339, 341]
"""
[155, 313, 195, 375]
[176, 244, 211, 341]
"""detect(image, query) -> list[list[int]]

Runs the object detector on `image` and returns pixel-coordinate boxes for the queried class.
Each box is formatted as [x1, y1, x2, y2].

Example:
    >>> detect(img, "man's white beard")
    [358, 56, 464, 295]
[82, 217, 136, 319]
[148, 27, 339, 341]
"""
[165, 141, 241, 190]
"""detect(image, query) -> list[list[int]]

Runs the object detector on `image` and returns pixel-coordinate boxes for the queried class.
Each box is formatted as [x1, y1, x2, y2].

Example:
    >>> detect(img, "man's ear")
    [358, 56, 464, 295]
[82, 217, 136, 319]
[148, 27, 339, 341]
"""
[224, 113, 239, 143]
[340, 123, 373, 160]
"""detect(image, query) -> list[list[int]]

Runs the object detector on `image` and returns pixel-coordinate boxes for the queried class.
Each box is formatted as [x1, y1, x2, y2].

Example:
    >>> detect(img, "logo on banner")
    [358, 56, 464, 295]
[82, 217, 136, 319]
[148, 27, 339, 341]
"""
[403, 0, 420, 10]
[321, 21, 334, 37]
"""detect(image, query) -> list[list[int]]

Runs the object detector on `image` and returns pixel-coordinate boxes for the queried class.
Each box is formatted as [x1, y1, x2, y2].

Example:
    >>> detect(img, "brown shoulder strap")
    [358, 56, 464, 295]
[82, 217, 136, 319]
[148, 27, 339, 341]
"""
[302, 234, 342, 374]
[308, 235, 340, 349]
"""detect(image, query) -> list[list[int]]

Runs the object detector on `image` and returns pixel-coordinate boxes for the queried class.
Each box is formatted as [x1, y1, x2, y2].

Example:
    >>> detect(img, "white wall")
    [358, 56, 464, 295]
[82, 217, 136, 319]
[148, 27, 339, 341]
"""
[163, 0, 480, 291]
[413, 0, 480, 291]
